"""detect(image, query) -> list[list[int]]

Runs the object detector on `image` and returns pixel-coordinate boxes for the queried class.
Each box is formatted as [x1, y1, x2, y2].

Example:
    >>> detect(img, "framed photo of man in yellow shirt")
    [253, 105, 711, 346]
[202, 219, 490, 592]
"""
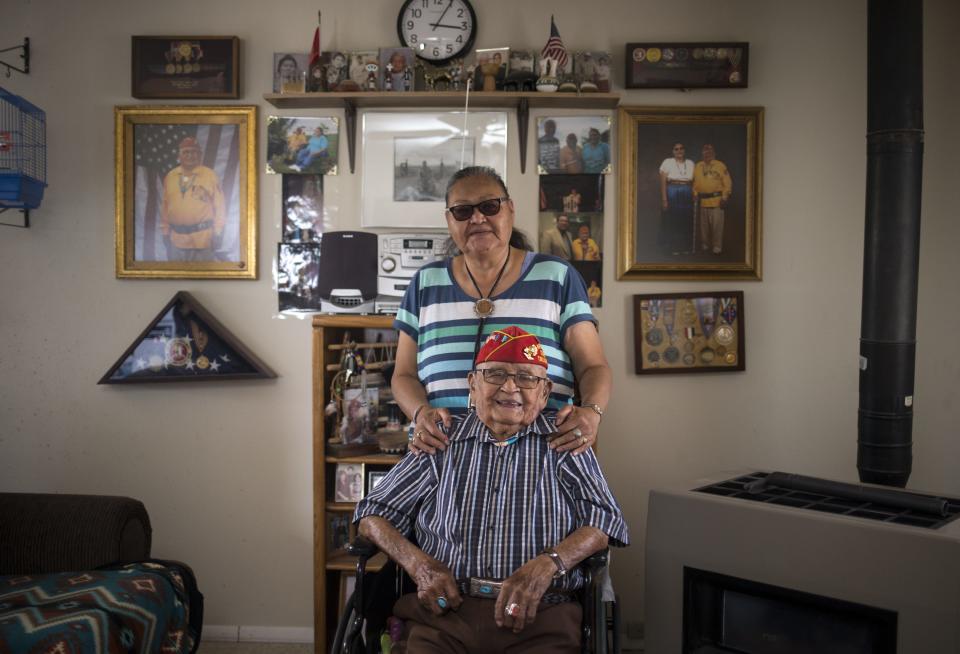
[115, 105, 258, 279]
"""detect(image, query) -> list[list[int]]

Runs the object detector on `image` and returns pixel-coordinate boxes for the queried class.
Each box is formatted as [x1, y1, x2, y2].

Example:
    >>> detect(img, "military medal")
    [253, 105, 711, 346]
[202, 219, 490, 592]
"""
[700, 347, 715, 364]
[663, 299, 676, 343]
[196, 355, 210, 370]
[663, 346, 680, 364]
[715, 325, 735, 346]
[682, 353, 696, 366]
[645, 327, 664, 347]
[724, 352, 737, 364]
[683, 341, 694, 353]
[715, 297, 737, 346]
[681, 300, 697, 325]
[647, 350, 660, 363]
[647, 299, 662, 329]
[696, 298, 717, 342]
[716, 345, 727, 357]
[165, 337, 192, 367]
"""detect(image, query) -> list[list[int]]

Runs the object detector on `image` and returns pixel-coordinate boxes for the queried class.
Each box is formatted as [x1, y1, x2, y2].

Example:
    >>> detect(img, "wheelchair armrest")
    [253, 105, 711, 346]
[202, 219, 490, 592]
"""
[581, 548, 609, 574]
[347, 536, 380, 562]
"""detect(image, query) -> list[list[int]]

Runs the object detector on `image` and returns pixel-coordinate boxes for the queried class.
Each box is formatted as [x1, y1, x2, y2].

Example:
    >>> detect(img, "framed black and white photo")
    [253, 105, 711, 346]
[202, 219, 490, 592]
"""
[361, 111, 507, 228]
[282, 175, 325, 242]
[277, 243, 321, 312]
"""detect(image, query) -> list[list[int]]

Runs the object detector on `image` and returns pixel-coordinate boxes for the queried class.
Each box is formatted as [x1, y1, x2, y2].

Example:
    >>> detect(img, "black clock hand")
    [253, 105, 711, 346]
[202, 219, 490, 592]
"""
[429, 0, 453, 30]
[430, 22, 466, 29]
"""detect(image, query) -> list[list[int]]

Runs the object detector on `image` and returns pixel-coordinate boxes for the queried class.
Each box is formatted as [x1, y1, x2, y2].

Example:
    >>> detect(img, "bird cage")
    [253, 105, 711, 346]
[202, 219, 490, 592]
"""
[0, 86, 47, 210]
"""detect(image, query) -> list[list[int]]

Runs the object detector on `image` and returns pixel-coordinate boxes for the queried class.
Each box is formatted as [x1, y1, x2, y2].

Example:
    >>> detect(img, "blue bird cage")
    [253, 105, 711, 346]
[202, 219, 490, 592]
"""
[0, 86, 47, 211]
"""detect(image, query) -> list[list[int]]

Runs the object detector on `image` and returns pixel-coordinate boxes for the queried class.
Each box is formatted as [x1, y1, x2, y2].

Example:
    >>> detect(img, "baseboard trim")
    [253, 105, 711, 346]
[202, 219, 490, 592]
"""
[204, 625, 314, 644]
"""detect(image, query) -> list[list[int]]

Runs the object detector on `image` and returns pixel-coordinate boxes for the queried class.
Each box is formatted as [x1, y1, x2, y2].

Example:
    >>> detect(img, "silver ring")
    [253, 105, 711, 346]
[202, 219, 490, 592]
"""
[505, 602, 521, 617]
[573, 428, 583, 438]
[415, 430, 423, 440]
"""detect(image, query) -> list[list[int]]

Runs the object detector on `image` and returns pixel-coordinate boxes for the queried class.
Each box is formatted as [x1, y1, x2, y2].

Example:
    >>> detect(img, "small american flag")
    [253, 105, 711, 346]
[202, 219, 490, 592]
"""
[540, 16, 569, 72]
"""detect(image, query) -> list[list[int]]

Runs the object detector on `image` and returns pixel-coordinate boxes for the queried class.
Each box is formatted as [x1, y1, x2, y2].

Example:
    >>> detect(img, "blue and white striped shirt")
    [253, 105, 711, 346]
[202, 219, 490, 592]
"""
[354, 412, 629, 590]
[393, 252, 597, 412]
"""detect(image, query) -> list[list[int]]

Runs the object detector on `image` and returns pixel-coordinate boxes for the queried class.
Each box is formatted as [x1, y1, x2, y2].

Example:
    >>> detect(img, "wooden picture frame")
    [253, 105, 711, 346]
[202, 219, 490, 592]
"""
[633, 291, 745, 374]
[624, 42, 748, 89]
[334, 463, 365, 503]
[617, 106, 763, 280]
[132, 36, 240, 99]
[114, 105, 257, 279]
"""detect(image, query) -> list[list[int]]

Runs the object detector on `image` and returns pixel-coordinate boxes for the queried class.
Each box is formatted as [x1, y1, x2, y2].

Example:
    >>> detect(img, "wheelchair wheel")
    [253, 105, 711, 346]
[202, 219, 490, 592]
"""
[330, 590, 365, 654]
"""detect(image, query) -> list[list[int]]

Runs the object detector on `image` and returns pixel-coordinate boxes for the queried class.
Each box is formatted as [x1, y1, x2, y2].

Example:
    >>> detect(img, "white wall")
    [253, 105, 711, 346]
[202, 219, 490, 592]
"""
[2, 0, 958, 639]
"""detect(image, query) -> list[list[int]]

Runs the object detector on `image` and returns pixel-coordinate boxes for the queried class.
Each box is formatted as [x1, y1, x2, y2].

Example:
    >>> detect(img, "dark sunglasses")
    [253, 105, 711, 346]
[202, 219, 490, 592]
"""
[446, 196, 509, 222]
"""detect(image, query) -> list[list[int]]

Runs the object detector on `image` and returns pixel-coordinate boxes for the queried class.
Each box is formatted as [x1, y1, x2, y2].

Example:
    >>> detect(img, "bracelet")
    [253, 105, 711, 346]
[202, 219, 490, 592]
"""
[581, 403, 604, 420]
[540, 547, 567, 579]
[412, 404, 428, 423]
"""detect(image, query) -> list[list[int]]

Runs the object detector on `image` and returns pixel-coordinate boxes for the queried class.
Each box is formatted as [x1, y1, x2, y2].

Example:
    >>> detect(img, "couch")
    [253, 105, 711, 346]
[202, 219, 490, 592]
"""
[0, 492, 203, 653]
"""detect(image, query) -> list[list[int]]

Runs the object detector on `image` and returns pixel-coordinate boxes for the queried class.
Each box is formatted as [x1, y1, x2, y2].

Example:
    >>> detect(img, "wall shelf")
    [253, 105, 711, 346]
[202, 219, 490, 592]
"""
[264, 91, 620, 174]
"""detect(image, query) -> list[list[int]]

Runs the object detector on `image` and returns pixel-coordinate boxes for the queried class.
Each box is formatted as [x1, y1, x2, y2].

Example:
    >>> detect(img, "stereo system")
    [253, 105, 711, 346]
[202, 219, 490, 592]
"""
[313, 231, 447, 315]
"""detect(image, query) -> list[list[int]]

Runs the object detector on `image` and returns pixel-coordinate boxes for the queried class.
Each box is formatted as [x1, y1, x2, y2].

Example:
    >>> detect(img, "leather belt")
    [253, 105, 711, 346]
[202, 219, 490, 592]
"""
[698, 191, 723, 198]
[170, 220, 214, 234]
[457, 578, 576, 605]
[667, 180, 692, 185]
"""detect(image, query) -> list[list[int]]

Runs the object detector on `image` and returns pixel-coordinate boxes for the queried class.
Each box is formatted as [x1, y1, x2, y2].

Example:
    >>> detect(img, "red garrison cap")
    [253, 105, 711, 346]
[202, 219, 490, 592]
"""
[179, 137, 200, 150]
[475, 326, 548, 369]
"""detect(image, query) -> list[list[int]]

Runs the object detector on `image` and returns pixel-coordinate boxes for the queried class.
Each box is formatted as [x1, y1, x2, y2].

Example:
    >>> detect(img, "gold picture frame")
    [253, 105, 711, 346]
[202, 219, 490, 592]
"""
[617, 106, 763, 280]
[114, 105, 257, 279]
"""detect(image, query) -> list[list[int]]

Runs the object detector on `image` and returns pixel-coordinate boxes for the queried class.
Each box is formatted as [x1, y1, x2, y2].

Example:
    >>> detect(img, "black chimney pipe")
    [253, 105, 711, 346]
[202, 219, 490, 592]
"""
[858, 0, 924, 487]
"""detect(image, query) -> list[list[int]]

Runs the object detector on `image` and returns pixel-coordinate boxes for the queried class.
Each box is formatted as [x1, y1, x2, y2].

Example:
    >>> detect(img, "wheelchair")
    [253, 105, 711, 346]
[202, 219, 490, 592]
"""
[331, 537, 621, 654]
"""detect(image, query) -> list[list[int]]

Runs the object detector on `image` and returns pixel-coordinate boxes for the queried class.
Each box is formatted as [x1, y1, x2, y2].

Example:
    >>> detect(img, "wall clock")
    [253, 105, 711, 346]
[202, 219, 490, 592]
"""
[397, 0, 477, 64]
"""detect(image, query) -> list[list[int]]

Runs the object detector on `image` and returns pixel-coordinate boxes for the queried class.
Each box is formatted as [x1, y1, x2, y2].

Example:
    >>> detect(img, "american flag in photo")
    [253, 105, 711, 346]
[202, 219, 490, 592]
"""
[541, 16, 569, 72]
[133, 123, 241, 261]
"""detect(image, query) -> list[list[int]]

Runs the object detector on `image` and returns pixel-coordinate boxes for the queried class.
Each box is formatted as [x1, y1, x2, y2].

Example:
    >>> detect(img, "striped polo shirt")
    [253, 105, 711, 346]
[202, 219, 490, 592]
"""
[354, 411, 629, 590]
[394, 252, 597, 411]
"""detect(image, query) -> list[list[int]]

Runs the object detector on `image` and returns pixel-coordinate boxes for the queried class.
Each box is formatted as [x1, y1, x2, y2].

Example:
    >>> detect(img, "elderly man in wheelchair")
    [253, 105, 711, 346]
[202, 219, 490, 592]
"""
[353, 326, 629, 653]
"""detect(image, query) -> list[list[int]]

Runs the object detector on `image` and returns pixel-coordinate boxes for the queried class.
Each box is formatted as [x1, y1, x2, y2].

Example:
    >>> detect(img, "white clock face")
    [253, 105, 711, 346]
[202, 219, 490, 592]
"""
[398, 0, 477, 63]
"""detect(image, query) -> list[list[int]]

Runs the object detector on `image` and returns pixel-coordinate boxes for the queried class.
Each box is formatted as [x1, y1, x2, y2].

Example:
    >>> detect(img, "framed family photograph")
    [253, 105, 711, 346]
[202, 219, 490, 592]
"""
[114, 105, 257, 279]
[625, 42, 748, 89]
[617, 106, 763, 280]
[634, 291, 745, 374]
[132, 36, 239, 99]
[266, 116, 339, 175]
[361, 111, 508, 228]
[334, 462, 365, 503]
[537, 115, 612, 175]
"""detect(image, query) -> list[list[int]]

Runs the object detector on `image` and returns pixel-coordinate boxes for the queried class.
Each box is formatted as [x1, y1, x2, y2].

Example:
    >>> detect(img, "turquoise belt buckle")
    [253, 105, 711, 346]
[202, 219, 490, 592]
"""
[480, 584, 493, 595]
[468, 577, 503, 599]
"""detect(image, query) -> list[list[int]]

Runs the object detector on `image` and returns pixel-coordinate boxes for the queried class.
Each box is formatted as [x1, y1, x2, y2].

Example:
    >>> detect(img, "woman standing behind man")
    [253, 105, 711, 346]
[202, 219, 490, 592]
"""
[392, 166, 611, 454]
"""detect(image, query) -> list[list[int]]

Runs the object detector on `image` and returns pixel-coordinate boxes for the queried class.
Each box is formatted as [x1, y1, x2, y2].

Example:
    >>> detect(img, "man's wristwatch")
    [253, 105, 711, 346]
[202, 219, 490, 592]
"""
[581, 403, 604, 420]
[540, 547, 567, 579]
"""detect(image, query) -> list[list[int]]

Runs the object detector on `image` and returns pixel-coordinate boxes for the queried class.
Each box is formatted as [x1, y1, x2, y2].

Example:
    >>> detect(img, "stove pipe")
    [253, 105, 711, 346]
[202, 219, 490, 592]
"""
[858, 0, 923, 487]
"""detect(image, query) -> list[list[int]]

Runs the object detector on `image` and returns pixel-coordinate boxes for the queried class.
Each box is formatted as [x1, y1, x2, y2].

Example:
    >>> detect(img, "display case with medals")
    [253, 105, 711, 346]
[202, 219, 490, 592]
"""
[633, 291, 744, 374]
[624, 42, 748, 89]
[132, 36, 240, 99]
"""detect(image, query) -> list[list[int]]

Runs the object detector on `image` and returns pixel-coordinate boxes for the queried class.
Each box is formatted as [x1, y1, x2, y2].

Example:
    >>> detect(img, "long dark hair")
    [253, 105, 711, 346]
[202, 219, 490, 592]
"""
[442, 166, 533, 255]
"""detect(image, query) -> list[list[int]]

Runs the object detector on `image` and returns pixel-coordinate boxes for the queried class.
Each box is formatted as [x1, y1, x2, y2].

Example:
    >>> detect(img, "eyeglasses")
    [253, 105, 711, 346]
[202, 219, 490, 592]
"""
[446, 197, 509, 222]
[475, 368, 546, 389]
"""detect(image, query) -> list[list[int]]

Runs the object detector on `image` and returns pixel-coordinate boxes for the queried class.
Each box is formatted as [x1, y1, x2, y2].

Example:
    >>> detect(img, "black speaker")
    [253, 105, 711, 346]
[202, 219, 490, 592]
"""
[317, 231, 378, 313]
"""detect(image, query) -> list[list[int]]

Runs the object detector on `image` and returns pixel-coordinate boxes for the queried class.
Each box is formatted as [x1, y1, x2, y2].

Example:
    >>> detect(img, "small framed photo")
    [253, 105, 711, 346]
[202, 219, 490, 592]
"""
[504, 50, 537, 92]
[334, 462, 365, 503]
[327, 512, 352, 555]
[537, 116, 612, 175]
[132, 36, 239, 99]
[633, 291, 744, 374]
[539, 174, 604, 213]
[114, 105, 257, 279]
[474, 47, 509, 91]
[266, 116, 338, 175]
[574, 51, 612, 93]
[348, 50, 380, 91]
[379, 47, 416, 91]
[368, 471, 389, 495]
[625, 42, 748, 89]
[273, 52, 309, 93]
[312, 51, 349, 92]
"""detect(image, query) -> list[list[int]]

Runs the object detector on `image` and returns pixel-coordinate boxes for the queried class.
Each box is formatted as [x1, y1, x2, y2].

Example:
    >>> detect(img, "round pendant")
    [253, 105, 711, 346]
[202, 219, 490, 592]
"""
[715, 324, 735, 346]
[663, 346, 680, 364]
[645, 327, 664, 347]
[474, 298, 495, 318]
[197, 355, 210, 370]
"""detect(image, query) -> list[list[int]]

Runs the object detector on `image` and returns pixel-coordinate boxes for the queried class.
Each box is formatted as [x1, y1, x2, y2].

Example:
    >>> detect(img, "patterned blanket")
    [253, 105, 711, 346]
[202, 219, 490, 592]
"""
[0, 561, 201, 654]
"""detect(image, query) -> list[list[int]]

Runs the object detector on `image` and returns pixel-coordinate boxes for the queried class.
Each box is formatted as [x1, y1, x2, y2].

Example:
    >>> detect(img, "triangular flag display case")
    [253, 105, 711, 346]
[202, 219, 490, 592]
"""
[99, 291, 276, 383]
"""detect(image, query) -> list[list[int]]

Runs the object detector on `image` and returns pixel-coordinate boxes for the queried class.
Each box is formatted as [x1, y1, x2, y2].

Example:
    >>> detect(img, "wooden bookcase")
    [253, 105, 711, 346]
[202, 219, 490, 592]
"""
[312, 315, 401, 651]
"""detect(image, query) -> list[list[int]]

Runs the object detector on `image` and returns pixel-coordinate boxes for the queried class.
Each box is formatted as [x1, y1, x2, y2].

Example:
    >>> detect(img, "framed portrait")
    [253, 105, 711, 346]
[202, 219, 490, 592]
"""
[361, 111, 508, 228]
[132, 36, 239, 99]
[273, 52, 308, 93]
[539, 174, 604, 213]
[326, 512, 352, 555]
[282, 174, 325, 243]
[474, 47, 509, 91]
[617, 106, 763, 280]
[368, 470, 388, 494]
[537, 115, 612, 175]
[266, 116, 338, 176]
[538, 212, 603, 263]
[114, 105, 257, 279]
[625, 43, 748, 89]
[348, 50, 380, 91]
[334, 462, 365, 503]
[379, 47, 416, 91]
[633, 291, 745, 374]
[574, 51, 612, 93]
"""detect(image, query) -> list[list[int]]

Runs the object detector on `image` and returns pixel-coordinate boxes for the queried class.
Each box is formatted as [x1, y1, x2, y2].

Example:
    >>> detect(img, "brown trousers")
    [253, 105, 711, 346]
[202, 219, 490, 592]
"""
[392, 592, 582, 653]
